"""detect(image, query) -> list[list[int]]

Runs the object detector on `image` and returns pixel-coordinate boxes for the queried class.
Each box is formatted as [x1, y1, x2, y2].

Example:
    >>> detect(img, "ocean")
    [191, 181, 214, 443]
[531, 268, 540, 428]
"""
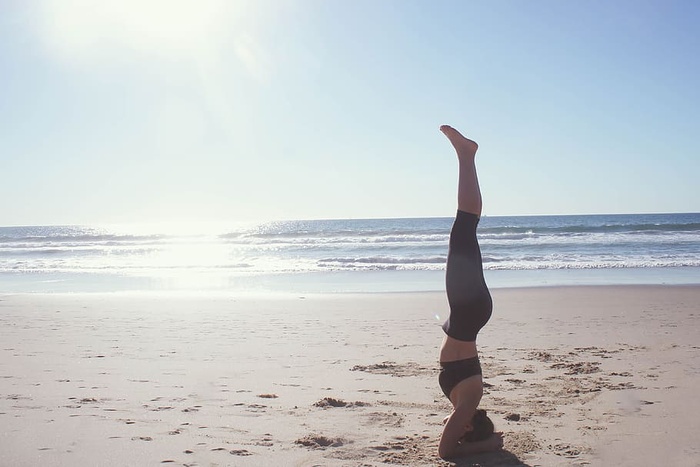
[1, 213, 699, 294]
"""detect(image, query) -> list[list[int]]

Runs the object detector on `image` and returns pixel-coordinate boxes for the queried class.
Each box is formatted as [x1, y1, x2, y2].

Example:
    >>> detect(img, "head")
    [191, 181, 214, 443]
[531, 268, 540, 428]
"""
[461, 409, 494, 443]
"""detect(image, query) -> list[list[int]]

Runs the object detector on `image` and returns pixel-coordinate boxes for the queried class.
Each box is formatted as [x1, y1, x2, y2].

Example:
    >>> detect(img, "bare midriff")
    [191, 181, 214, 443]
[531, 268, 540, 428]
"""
[439, 335, 478, 363]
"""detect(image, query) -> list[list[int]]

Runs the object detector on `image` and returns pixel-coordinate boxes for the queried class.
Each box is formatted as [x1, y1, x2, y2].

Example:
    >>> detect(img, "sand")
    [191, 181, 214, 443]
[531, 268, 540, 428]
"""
[1, 285, 699, 466]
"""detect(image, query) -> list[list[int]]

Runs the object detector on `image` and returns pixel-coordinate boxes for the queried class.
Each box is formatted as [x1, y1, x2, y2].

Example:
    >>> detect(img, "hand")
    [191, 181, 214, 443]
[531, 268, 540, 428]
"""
[485, 432, 504, 451]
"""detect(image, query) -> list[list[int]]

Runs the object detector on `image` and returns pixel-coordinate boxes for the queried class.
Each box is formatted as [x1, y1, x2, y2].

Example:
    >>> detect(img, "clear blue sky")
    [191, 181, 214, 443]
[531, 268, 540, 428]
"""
[1, 0, 698, 226]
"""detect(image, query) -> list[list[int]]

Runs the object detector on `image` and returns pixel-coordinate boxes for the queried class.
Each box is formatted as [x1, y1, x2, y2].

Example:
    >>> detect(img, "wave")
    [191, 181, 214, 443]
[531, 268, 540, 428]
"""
[221, 234, 448, 246]
[1, 215, 698, 278]
[318, 256, 446, 265]
[0, 234, 168, 244]
[478, 221, 700, 235]
[3, 256, 699, 274]
[0, 247, 159, 256]
[0, 262, 255, 273]
[484, 259, 700, 270]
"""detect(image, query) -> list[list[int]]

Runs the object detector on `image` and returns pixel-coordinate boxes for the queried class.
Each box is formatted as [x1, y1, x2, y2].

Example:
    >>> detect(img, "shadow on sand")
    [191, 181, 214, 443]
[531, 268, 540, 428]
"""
[450, 449, 532, 467]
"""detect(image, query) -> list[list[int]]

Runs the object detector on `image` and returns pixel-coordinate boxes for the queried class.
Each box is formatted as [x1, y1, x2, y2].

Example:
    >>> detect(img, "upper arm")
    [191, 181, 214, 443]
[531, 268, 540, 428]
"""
[438, 405, 473, 459]
[437, 377, 483, 460]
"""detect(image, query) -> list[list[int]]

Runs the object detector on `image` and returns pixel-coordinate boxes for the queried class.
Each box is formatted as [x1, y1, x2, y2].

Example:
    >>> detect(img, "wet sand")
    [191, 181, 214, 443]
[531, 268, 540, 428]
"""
[1, 285, 699, 466]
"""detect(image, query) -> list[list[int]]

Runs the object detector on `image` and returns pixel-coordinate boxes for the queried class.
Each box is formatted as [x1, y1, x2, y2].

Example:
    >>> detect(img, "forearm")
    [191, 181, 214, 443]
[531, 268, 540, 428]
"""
[440, 434, 496, 460]
[450, 438, 494, 457]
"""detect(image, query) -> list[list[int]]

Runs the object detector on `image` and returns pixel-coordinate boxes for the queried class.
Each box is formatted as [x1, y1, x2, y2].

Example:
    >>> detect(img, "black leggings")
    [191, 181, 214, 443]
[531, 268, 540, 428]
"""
[441, 210, 492, 342]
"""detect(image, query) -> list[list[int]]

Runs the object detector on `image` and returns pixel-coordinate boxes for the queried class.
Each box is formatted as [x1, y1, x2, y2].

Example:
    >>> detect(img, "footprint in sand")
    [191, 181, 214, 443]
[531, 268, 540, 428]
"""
[8, 394, 31, 401]
[313, 397, 370, 408]
[551, 361, 601, 375]
[372, 435, 434, 465]
[245, 404, 267, 413]
[151, 406, 175, 411]
[370, 443, 404, 451]
[549, 442, 589, 458]
[504, 431, 541, 457]
[252, 433, 274, 447]
[363, 411, 404, 428]
[295, 434, 345, 449]
[350, 361, 434, 377]
[229, 449, 253, 456]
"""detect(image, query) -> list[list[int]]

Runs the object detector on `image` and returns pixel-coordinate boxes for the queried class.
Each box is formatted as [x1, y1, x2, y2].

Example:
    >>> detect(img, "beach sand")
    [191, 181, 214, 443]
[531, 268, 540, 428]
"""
[1, 285, 699, 466]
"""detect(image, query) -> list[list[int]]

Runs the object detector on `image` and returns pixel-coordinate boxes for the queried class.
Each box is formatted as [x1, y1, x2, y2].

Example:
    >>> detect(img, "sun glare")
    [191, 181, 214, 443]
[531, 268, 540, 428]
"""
[41, 0, 235, 59]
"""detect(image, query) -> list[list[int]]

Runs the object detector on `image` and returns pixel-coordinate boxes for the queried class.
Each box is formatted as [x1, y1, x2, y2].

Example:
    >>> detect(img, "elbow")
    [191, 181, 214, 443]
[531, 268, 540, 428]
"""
[438, 443, 453, 461]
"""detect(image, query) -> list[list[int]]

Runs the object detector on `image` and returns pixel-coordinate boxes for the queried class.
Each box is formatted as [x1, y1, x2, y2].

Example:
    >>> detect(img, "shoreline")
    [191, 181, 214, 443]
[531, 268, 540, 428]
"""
[3, 281, 700, 298]
[2, 265, 699, 295]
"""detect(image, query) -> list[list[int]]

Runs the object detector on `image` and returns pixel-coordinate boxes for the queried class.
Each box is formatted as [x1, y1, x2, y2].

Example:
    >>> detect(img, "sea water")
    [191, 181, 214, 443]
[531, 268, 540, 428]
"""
[1, 213, 699, 293]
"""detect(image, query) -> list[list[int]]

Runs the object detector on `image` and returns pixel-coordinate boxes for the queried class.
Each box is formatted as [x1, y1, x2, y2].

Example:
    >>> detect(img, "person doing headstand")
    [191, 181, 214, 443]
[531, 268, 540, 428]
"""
[437, 125, 503, 460]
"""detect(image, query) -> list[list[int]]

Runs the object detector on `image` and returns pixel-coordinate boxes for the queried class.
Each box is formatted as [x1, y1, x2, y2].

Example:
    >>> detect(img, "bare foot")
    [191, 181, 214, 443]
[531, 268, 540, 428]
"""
[440, 125, 478, 159]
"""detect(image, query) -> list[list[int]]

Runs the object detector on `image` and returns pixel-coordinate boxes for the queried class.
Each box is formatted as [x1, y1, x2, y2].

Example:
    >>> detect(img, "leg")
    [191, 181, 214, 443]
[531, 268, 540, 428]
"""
[439, 124, 492, 353]
[440, 125, 482, 216]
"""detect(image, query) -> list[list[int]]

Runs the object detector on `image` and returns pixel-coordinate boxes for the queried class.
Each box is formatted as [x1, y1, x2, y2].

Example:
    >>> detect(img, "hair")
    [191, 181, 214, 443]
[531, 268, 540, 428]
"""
[460, 409, 494, 443]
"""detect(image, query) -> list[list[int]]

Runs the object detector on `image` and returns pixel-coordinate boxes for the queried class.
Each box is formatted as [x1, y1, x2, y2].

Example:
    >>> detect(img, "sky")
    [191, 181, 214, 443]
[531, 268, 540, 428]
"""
[1, 0, 699, 226]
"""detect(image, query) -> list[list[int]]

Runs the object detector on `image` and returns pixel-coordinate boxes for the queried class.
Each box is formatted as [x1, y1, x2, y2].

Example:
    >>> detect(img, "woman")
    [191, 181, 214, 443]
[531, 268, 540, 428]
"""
[437, 125, 504, 460]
